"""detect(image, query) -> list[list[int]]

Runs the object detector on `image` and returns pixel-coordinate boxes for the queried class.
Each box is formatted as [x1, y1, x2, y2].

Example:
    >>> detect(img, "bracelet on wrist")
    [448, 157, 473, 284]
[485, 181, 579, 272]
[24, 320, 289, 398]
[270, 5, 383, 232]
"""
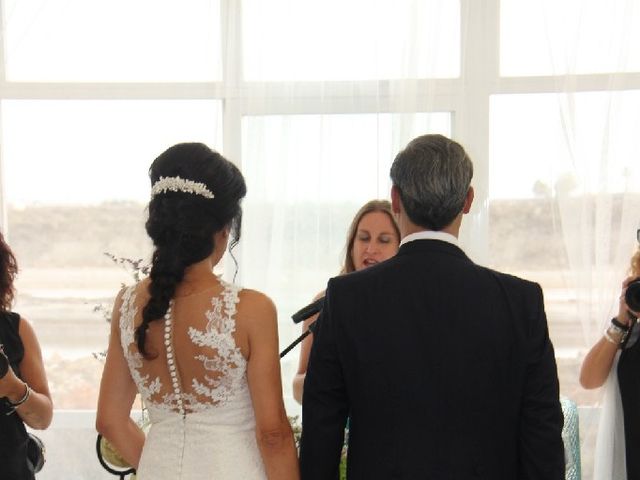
[611, 317, 630, 331]
[608, 322, 628, 337]
[603, 326, 624, 346]
[5, 382, 31, 412]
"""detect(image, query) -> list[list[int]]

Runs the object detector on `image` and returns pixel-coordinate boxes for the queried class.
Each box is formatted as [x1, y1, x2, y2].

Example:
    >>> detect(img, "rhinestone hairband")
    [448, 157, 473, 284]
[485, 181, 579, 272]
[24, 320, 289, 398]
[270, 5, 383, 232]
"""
[151, 176, 215, 199]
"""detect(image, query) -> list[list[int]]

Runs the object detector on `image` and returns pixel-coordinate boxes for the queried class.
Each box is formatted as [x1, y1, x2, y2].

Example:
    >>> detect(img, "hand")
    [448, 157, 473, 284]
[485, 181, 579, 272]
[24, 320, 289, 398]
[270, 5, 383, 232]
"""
[617, 277, 640, 325]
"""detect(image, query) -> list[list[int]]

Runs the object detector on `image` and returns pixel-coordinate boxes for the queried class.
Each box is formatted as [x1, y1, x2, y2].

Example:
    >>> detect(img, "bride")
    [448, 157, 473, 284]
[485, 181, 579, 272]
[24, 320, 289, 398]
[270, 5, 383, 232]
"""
[96, 143, 299, 480]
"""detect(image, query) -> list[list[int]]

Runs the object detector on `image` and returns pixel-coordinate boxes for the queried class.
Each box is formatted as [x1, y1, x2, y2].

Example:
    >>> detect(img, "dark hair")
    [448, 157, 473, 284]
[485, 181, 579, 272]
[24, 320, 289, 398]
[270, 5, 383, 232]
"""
[136, 143, 247, 357]
[390, 134, 473, 231]
[0, 232, 18, 311]
[341, 200, 399, 274]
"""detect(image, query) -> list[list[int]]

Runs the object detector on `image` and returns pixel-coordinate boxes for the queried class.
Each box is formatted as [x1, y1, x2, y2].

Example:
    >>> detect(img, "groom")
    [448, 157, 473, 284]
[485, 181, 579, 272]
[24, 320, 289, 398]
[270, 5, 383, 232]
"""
[299, 134, 565, 479]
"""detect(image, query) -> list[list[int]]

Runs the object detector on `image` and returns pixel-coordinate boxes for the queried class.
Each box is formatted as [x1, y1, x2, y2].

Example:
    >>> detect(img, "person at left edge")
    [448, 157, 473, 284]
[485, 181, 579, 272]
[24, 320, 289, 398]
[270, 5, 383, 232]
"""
[0, 231, 54, 480]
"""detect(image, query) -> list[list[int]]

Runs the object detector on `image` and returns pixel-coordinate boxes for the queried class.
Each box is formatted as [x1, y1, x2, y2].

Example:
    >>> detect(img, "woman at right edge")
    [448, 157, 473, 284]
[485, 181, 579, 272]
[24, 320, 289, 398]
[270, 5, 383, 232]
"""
[96, 143, 299, 479]
[580, 229, 640, 479]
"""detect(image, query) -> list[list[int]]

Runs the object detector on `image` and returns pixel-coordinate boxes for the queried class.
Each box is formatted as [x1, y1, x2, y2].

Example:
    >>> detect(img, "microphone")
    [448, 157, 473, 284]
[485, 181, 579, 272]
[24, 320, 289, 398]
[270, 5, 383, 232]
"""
[280, 297, 325, 358]
[291, 297, 325, 324]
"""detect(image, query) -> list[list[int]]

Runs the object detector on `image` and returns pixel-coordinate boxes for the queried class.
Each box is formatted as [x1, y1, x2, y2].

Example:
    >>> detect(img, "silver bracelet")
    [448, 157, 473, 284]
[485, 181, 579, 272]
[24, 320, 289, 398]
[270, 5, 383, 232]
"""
[7, 382, 30, 408]
[603, 326, 623, 346]
[608, 322, 628, 336]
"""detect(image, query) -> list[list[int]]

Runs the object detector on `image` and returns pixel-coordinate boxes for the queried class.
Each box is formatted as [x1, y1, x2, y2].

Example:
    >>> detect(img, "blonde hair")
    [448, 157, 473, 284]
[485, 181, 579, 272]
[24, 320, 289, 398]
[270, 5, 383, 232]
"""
[631, 246, 640, 277]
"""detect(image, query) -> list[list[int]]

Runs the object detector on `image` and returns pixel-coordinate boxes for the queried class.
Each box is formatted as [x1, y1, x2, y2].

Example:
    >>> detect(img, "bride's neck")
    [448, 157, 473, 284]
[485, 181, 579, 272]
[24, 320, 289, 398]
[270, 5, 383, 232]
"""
[175, 258, 219, 293]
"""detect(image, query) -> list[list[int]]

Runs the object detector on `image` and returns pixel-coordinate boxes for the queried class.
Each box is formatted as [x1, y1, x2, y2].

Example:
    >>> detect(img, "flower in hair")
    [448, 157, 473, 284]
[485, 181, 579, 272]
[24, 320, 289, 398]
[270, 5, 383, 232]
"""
[151, 176, 215, 199]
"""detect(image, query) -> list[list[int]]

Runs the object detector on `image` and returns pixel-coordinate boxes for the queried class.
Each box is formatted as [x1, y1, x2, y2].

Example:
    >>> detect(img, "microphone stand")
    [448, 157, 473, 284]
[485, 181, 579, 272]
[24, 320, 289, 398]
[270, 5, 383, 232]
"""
[279, 297, 324, 358]
[279, 321, 317, 358]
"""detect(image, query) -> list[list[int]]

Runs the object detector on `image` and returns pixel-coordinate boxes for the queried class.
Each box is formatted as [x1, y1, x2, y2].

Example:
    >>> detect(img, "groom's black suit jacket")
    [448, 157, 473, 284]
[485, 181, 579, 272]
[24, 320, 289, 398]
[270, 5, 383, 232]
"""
[300, 239, 565, 479]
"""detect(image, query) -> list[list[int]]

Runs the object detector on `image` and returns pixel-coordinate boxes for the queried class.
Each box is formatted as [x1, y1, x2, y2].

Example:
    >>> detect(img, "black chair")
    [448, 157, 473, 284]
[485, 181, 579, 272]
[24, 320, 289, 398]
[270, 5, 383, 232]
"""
[96, 434, 136, 480]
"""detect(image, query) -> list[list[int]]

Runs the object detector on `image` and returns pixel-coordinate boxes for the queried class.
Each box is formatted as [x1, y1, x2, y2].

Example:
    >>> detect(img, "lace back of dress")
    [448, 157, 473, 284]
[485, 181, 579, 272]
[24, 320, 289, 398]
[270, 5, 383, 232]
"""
[120, 281, 247, 415]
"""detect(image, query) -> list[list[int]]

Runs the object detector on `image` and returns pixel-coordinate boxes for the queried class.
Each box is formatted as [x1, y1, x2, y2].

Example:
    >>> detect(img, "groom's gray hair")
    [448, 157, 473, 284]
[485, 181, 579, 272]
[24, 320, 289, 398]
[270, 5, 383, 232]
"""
[390, 134, 473, 231]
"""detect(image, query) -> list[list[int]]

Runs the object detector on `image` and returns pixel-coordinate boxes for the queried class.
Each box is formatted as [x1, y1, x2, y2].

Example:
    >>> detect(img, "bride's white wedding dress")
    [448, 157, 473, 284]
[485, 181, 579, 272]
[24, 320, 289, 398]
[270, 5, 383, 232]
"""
[118, 281, 267, 479]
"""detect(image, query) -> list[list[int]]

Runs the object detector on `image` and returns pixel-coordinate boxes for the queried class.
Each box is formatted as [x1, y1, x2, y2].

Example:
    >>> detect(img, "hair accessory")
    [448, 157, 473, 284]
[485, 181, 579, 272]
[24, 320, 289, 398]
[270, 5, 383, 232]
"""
[151, 176, 215, 199]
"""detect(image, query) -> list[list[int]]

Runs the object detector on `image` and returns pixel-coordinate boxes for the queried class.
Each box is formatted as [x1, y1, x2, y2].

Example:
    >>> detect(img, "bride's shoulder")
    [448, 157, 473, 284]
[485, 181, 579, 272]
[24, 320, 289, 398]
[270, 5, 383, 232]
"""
[235, 288, 277, 322]
[126, 279, 150, 303]
[110, 280, 144, 307]
[237, 288, 276, 310]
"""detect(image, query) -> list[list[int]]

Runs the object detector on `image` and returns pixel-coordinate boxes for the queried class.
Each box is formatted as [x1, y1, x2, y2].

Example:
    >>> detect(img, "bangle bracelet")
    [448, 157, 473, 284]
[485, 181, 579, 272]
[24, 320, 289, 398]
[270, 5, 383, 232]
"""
[608, 323, 628, 336]
[603, 327, 623, 345]
[7, 382, 30, 408]
[611, 317, 630, 331]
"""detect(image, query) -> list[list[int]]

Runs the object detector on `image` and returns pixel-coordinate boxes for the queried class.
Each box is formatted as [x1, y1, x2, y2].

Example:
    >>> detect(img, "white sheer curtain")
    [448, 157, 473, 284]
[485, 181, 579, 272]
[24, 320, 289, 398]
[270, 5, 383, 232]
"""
[497, 1, 640, 478]
[0, 1, 639, 478]
[233, 0, 460, 414]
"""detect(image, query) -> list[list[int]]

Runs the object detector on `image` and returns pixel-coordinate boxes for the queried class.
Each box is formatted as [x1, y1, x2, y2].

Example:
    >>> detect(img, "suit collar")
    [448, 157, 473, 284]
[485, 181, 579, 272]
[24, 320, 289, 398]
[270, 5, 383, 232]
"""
[396, 238, 470, 261]
[400, 230, 459, 247]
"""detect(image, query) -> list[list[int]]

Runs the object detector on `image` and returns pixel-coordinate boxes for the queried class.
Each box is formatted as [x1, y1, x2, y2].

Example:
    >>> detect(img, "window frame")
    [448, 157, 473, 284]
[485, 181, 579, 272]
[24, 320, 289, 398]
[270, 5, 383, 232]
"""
[1, 0, 637, 246]
[0, 0, 639, 408]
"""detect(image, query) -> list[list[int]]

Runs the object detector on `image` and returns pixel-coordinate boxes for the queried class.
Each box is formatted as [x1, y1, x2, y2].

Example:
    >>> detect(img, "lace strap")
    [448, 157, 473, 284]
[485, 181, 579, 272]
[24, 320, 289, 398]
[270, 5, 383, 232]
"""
[118, 286, 136, 335]
[221, 282, 241, 328]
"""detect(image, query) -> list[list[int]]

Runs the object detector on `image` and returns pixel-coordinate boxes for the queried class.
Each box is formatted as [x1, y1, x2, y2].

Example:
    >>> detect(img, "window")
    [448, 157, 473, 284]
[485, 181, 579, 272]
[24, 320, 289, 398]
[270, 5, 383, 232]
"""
[240, 113, 450, 385]
[242, 0, 460, 81]
[490, 92, 640, 199]
[500, 0, 640, 76]
[4, 99, 222, 409]
[3, 0, 222, 81]
[0, 2, 638, 474]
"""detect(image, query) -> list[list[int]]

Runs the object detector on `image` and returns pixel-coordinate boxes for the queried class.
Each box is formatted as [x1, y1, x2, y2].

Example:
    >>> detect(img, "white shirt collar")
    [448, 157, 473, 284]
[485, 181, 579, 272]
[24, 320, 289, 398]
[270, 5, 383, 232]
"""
[399, 230, 459, 247]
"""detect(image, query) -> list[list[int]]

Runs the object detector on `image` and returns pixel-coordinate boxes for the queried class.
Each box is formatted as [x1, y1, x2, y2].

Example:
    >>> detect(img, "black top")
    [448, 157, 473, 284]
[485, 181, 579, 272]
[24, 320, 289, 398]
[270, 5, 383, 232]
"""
[300, 239, 565, 479]
[618, 321, 640, 480]
[0, 311, 34, 480]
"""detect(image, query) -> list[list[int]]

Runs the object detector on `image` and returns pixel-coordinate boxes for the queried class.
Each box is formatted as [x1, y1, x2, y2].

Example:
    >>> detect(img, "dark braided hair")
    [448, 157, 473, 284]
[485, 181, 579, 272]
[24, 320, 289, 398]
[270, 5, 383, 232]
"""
[0, 232, 18, 312]
[136, 143, 246, 358]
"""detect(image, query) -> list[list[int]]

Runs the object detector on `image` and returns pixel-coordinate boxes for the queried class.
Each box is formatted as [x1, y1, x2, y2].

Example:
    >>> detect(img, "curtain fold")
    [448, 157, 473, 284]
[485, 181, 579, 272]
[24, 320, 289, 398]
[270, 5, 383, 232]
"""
[236, 0, 460, 414]
[500, 1, 640, 478]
